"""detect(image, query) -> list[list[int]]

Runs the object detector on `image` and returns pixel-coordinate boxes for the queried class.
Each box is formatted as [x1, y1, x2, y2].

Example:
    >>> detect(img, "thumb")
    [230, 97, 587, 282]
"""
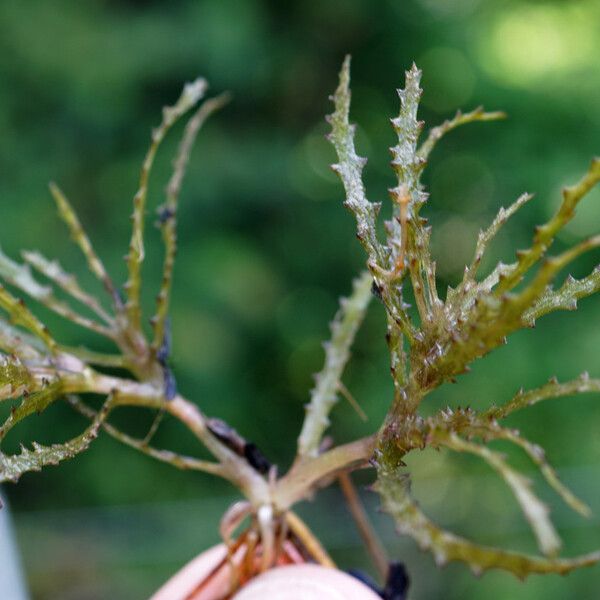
[233, 564, 381, 600]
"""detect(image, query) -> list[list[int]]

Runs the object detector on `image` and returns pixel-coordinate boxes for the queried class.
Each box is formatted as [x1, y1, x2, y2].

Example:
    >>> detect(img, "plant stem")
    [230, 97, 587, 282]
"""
[338, 472, 388, 579]
[31, 361, 379, 511]
[275, 434, 376, 510]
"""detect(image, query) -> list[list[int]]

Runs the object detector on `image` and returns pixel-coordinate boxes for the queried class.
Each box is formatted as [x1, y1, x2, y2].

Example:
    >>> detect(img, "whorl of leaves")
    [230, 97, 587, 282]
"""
[0, 78, 226, 485]
[328, 55, 600, 578]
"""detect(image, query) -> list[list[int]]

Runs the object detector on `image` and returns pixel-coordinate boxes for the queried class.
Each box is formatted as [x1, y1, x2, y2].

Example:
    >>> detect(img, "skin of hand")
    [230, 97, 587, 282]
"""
[150, 544, 381, 600]
[233, 564, 381, 599]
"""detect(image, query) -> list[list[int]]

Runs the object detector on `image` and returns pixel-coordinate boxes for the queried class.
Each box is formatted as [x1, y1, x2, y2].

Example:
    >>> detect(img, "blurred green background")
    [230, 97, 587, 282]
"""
[1, 0, 600, 598]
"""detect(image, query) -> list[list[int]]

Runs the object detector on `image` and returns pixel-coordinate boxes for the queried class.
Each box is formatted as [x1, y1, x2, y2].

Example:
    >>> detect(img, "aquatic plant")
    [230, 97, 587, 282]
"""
[1, 56, 599, 590]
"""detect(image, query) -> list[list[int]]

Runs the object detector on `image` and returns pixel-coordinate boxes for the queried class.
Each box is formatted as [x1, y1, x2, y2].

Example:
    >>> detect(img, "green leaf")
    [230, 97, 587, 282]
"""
[0, 399, 111, 483]
[374, 466, 600, 579]
[417, 106, 506, 161]
[125, 78, 207, 331]
[152, 92, 230, 354]
[438, 432, 561, 557]
[0, 354, 34, 401]
[297, 271, 372, 459]
[0, 379, 64, 439]
[327, 56, 385, 270]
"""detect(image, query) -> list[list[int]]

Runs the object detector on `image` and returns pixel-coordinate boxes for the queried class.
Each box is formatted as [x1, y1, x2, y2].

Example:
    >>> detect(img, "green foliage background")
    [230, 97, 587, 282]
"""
[1, 0, 599, 598]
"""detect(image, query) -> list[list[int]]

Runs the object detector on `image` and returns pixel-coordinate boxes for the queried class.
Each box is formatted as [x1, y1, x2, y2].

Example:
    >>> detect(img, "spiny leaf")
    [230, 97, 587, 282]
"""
[297, 271, 372, 459]
[495, 157, 600, 295]
[427, 409, 591, 518]
[50, 182, 120, 307]
[418, 235, 600, 390]
[0, 247, 114, 338]
[0, 246, 52, 299]
[67, 395, 223, 476]
[485, 373, 600, 420]
[389, 63, 425, 196]
[327, 55, 385, 270]
[0, 319, 43, 359]
[524, 266, 600, 324]
[22, 250, 114, 326]
[0, 353, 34, 401]
[388, 64, 439, 323]
[327, 57, 418, 351]
[0, 398, 112, 483]
[417, 106, 506, 161]
[472, 193, 534, 274]
[437, 432, 561, 557]
[494, 427, 591, 518]
[448, 192, 533, 310]
[125, 77, 207, 331]
[505, 235, 600, 320]
[152, 92, 230, 354]
[374, 468, 600, 579]
[0, 379, 64, 439]
[0, 284, 56, 351]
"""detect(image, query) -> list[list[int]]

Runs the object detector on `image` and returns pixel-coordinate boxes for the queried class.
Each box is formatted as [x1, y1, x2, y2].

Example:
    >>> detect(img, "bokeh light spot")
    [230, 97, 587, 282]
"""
[479, 3, 598, 87]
